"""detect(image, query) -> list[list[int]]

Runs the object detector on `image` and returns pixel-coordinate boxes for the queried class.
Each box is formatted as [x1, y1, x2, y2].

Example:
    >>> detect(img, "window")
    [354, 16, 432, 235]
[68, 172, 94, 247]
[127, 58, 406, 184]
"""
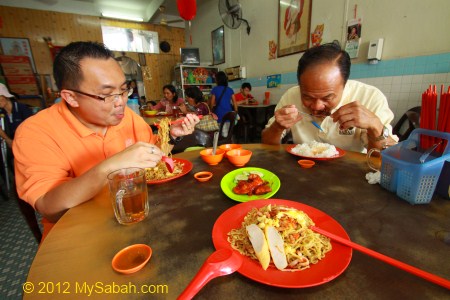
[101, 26, 159, 54]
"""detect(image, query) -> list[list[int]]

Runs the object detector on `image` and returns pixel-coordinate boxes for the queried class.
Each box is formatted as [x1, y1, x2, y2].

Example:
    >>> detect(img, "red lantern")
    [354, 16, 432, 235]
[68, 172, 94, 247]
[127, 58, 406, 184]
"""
[177, 0, 197, 21]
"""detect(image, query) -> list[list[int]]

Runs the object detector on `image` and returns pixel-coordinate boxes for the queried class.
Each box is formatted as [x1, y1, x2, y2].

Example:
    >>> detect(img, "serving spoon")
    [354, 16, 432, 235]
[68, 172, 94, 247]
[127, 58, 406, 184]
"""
[178, 249, 243, 300]
[311, 226, 450, 289]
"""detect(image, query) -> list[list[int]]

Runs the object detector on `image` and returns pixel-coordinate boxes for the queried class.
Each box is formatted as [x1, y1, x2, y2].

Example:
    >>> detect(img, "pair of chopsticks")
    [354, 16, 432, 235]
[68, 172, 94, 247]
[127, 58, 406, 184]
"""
[420, 85, 450, 152]
[312, 226, 450, 289]
[154, 115, 204, 127]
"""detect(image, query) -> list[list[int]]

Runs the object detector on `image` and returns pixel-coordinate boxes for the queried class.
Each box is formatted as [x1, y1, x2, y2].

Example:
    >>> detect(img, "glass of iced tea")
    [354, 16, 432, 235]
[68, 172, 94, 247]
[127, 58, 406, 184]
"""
[107, 167, 149, 225]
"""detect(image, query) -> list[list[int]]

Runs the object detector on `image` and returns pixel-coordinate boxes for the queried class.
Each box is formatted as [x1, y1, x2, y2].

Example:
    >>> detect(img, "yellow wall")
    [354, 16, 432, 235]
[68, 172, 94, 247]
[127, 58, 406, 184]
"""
[0, 6, 185, 102]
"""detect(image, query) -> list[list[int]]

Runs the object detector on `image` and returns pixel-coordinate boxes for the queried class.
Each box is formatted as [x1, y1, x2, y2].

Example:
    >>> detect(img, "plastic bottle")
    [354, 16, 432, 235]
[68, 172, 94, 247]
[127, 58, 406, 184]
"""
[127, 98, 140, 115]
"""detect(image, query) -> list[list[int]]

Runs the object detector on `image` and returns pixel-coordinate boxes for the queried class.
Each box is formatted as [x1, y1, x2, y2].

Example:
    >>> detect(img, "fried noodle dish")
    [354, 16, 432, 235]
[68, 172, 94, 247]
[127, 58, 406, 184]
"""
[145, 117, 184, 181]
[228, 205, 332, 271]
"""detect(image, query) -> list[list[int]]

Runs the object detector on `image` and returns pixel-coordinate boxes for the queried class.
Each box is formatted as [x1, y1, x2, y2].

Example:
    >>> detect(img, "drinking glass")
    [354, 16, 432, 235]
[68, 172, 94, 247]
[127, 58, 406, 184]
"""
[107, 167, 148, 225]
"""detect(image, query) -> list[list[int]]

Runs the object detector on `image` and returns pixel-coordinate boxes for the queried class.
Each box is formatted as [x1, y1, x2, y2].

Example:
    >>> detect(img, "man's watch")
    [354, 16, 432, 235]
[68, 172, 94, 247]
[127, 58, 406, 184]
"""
[370, 125, 389, 142]
[169, 135, 183, 145]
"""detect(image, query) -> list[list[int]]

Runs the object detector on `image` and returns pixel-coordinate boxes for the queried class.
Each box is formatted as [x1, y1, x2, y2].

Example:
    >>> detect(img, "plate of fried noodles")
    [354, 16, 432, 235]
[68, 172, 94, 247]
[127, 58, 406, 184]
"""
[212, 199, 352, 288]
[145, 158, 192, 184]
[145, 117, 193, 184]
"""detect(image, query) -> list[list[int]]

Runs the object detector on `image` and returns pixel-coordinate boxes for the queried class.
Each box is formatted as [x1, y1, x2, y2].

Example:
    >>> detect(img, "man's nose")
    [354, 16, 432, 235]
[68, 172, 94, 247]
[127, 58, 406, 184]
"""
[310, 100, 325, 111]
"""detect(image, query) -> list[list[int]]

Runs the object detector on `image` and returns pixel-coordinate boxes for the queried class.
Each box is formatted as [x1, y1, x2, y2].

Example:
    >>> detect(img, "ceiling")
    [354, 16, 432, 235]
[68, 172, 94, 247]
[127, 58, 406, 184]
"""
[0, 0, 189, 28]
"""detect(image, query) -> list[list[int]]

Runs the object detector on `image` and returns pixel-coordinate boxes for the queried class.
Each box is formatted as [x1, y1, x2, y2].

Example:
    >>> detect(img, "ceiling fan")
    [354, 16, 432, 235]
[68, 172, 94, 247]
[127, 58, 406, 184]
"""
[218, 0, 251, 34]
[158, 5, 184, 26]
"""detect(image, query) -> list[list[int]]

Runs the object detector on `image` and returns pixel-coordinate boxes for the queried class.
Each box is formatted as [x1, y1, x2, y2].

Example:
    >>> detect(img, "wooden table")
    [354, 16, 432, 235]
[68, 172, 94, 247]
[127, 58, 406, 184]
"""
[24, 145, 450, 299]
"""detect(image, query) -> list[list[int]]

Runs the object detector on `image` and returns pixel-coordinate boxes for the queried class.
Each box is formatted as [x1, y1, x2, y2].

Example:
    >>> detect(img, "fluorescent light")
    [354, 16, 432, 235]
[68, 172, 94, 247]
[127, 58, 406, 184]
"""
[101, 13, 144, 22]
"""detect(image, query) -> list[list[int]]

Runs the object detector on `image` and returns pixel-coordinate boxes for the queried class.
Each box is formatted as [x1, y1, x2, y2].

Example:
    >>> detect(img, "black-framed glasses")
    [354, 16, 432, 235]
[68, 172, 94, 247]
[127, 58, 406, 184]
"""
[68, 88, 133, 103]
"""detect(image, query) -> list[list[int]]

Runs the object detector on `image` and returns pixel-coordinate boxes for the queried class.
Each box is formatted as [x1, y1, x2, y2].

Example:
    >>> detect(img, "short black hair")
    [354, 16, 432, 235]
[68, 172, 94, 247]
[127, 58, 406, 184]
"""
[297, 43, 351, 85]
[241, 82, 252, 90]
[185, 86, 205, 104]
[53, 41, 114, 90]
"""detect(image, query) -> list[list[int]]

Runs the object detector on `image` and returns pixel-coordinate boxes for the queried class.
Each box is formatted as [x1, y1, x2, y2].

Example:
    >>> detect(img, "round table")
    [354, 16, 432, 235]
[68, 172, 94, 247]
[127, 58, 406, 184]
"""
[24, 144, 450, 299]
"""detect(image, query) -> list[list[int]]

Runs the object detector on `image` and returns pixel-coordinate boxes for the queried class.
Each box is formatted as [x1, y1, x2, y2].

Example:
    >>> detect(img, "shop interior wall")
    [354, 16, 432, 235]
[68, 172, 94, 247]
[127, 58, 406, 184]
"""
[188, 0, 450, 125]
[0, 6, 185, 104]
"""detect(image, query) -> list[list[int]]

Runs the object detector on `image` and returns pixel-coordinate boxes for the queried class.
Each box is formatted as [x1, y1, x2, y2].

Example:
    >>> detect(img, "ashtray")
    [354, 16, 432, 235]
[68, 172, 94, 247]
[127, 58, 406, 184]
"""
[112, 244, 152, 274]
[298, 159, 316, 169]
[194, 171, 213, 182]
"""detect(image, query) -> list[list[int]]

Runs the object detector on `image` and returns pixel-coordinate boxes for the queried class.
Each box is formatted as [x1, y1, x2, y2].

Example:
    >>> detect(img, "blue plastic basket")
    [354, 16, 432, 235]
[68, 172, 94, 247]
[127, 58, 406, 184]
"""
[380, 129, 450, 204]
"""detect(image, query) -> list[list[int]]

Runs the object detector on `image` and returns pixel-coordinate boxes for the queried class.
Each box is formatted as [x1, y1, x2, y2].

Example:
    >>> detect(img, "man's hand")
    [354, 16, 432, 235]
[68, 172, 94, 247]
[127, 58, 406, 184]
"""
[274, 104, 303, 129]
[170, 113, 200, 138]
[331, 101, 382, 134]
[103, 142, 163, 171]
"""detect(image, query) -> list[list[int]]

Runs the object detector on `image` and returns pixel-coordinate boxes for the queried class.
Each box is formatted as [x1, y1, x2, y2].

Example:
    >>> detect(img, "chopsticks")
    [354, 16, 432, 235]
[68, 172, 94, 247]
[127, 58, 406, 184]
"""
[311, 226, 450, 290]
[420, 84, 450, 152]
[154, 115, 204, 127]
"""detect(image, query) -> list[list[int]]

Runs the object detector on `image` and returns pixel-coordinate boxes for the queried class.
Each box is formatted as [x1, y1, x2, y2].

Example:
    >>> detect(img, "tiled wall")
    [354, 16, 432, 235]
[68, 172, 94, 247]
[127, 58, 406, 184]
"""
[230, 52, 450, 125]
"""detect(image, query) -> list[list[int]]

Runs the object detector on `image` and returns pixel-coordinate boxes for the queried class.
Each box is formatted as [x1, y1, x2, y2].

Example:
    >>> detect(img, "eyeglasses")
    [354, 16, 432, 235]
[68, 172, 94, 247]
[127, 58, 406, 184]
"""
[68, 88, 133, 103]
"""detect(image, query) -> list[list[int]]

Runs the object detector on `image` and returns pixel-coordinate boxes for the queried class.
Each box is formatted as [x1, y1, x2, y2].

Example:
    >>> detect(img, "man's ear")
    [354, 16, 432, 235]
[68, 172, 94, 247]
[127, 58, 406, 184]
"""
[60, 90, 79, 107]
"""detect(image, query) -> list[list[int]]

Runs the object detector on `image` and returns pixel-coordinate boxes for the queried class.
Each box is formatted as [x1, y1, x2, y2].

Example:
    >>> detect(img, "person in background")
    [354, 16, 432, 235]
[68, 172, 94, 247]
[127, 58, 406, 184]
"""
[0, 84, 34, 149]
[209, 71, 237, 122]
[262, 43, 397, 152]
[234, 82, 255, 105]
[180, 86, 218, 132]
[151, 84, 184, 114]
[129, 79, 139, 99]
[13, 41, 199, 240]
[0, 84, 33, 198]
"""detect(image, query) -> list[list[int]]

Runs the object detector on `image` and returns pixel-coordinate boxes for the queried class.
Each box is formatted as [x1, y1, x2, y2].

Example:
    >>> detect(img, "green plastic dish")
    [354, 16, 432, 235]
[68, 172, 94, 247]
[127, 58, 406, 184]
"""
[220, 167, 281, 202]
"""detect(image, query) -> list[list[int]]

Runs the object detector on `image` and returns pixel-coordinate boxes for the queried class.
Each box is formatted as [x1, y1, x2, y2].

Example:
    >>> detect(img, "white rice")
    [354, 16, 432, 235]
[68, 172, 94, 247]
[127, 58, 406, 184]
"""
[291, 141, 339, 158]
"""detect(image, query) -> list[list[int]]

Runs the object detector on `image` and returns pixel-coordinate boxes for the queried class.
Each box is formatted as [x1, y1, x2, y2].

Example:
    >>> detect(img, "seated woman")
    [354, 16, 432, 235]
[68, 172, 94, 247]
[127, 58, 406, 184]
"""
[234, 82, 255, 105]
[151, 84, 184, 114]
[180, 86, 219, 132]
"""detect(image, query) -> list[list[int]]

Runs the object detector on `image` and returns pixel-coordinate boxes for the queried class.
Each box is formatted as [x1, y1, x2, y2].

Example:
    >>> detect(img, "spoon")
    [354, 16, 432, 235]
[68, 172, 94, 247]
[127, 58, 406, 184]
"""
[212, 131, 219, 155]
[419, 140, 442, 163]
[178, 249, 243, 300]
[154, 115, 204, 128]
[298, 111, 324, 131]
[161, 156, 175, 173]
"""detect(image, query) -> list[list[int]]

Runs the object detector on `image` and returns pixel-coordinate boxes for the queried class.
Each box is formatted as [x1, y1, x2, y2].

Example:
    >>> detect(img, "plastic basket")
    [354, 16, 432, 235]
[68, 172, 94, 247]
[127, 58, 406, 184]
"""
[380, 129, 450, 204]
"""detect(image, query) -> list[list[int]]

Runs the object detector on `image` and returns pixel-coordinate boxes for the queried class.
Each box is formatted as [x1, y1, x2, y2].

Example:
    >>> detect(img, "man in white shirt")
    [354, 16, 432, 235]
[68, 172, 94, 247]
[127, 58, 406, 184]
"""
[262, 43, 397, 152]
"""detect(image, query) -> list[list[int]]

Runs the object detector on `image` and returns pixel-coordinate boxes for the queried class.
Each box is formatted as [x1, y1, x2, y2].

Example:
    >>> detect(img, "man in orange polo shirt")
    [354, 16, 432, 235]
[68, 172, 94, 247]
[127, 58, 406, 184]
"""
[13, 42, 199, 240]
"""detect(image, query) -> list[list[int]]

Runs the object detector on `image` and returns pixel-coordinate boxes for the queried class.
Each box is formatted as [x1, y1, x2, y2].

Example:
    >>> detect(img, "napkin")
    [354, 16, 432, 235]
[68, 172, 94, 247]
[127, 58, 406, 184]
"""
[365, 171, 380, 184]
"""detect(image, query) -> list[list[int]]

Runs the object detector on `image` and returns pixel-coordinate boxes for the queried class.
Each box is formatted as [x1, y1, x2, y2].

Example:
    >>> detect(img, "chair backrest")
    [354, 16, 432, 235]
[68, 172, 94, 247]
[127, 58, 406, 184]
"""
[172, 129, 213, 153]
[218, 111, 237, 145]
[393, 106, 421, 141]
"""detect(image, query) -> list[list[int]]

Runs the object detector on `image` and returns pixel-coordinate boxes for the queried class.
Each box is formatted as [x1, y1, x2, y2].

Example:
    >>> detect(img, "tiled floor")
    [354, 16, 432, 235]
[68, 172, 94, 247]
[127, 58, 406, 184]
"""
[0, 196, 39, 298]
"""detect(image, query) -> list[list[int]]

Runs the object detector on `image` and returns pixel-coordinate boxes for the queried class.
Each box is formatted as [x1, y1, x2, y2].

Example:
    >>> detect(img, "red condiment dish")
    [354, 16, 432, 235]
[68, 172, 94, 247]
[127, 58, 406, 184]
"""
[194, 171, 213, 182]
[112, 244, 152, 274]
[298, 159, 316, 168]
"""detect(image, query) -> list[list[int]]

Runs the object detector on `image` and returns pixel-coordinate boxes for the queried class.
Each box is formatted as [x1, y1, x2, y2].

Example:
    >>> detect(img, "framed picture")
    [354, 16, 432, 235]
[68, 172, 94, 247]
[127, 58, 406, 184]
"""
[277, 0, 312, 57]
[0, 37, 37, 73]
[211, 26, 225, 65]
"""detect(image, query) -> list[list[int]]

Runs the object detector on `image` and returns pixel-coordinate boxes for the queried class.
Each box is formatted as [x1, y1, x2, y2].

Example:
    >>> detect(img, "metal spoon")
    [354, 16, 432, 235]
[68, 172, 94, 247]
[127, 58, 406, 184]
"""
[419, 140, 442, 164]
[212, 131, 219, 155]
[178, 249, 243, 300]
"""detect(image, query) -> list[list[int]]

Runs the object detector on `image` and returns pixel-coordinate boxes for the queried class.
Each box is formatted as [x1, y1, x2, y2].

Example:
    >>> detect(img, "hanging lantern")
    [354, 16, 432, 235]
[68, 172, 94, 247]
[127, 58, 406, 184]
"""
[177, 0, 197, 45]
[176, 0, 197, 21]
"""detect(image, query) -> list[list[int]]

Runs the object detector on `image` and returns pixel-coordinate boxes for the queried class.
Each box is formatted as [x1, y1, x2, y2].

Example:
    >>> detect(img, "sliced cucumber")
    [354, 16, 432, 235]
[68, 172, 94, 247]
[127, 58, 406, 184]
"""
[234, 174, 249, 182]
[249, 171, 264, 178]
